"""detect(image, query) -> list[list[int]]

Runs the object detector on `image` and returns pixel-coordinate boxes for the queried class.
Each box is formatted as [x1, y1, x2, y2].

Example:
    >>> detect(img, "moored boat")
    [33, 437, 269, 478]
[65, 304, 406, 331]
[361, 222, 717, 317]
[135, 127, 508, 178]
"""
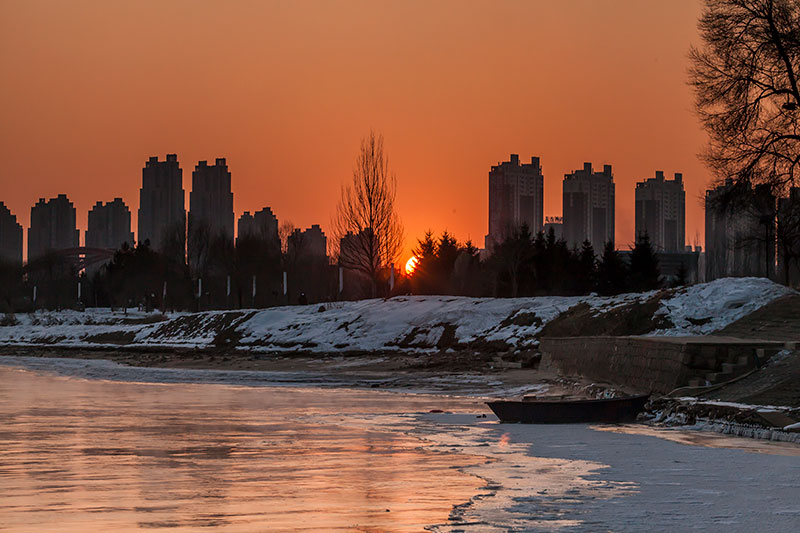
[486, 394, 650, 424]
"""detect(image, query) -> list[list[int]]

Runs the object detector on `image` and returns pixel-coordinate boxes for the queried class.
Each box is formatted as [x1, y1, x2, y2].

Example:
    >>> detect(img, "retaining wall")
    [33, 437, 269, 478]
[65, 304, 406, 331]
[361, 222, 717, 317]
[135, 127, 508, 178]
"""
[539, 336, 787, 394]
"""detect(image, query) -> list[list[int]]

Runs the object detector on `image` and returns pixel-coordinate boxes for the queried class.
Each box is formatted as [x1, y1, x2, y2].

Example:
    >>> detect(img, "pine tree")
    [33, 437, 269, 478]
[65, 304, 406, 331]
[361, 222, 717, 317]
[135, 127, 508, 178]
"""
[410, 231, 437, 294]
[597, 241, 628, 295]
[629, 233, 661, 292]
[493, 224, 534, 297]
[575, 240, 597, 294]
[435, 231, 460, 293]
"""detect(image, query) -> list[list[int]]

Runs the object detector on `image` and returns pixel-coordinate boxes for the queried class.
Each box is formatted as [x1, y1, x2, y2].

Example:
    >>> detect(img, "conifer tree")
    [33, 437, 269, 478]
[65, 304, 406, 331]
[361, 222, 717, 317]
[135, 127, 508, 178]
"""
[435, 231, 460, 293]
[494, 224, 534, 297]
[411, 230, 437, 294]
[597, 241, 628, 295]
[575, 240, 597, 294]
[629, 233, 661, 291]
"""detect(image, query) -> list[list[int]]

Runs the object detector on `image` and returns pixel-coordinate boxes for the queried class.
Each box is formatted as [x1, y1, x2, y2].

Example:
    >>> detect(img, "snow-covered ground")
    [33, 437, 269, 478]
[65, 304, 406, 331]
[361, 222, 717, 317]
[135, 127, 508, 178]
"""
[0, 277, 793, 353]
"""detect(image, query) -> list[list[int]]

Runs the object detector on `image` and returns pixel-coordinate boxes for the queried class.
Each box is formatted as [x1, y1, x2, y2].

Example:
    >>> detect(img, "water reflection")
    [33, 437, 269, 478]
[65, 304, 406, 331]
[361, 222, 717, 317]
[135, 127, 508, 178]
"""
[0, 367, 486, 532]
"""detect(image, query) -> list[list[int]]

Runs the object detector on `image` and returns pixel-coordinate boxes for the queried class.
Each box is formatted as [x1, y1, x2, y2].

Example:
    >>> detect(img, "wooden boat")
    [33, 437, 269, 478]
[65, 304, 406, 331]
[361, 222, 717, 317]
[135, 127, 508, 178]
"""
[486, 394, 650, 424]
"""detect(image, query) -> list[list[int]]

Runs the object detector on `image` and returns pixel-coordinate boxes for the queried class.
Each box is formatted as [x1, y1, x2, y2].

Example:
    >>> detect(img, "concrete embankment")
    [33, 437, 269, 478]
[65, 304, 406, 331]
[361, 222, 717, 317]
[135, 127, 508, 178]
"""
[539, 336, 792, 395]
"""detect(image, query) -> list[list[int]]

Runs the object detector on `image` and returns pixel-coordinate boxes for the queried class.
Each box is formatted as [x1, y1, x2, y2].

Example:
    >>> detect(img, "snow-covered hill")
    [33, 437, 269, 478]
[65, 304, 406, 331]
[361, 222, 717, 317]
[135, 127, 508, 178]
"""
[0, 278, 793, 353]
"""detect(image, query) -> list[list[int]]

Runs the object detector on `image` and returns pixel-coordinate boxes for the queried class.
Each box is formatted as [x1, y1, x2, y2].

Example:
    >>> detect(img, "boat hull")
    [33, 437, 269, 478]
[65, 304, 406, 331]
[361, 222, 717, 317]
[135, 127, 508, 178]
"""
[486, 395, 650, 424]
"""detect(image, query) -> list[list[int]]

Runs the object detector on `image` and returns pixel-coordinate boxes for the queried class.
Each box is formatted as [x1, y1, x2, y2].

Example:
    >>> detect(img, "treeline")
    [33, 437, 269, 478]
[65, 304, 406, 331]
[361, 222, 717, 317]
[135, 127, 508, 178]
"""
[406, 226, 670, 298]
[0, 233, 375, 313]
[0, 224, 674, 314]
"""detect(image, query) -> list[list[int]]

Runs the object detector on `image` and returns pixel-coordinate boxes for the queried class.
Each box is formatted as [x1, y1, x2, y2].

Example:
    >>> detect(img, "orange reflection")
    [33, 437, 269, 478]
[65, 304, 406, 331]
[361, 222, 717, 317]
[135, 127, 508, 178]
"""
[0, 367, 484, 532]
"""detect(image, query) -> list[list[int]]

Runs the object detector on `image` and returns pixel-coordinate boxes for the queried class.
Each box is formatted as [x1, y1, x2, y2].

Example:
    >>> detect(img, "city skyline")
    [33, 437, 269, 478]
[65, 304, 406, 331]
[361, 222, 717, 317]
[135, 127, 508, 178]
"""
[0, 1, 709, 261]
[2, 152, 693, 262]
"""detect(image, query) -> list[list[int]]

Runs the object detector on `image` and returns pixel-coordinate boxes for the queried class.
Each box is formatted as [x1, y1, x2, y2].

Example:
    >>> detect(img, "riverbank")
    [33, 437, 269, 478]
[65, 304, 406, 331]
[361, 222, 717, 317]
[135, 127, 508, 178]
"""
[0, 349, 574, 397]
[0, 278, 791, 354]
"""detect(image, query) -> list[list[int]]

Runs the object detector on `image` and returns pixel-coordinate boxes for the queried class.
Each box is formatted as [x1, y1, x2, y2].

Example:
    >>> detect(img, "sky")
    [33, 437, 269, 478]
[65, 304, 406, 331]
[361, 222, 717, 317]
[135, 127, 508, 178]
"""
[0, 0, 709, 262]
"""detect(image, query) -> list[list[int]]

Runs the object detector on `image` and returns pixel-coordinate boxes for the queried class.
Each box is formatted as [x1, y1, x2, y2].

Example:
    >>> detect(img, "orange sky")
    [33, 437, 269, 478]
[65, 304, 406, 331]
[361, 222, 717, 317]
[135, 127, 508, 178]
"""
[0, 1, 709, 261]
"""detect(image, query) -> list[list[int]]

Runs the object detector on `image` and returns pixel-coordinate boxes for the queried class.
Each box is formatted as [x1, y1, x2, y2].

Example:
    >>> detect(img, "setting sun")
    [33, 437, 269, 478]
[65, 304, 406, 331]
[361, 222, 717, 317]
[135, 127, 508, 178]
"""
[405, 256, 419, 275]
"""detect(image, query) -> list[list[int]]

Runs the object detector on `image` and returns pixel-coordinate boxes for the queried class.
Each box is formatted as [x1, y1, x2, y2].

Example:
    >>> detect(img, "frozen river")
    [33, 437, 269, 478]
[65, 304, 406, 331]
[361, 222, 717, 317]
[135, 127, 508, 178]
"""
[0, 356, 798, 532]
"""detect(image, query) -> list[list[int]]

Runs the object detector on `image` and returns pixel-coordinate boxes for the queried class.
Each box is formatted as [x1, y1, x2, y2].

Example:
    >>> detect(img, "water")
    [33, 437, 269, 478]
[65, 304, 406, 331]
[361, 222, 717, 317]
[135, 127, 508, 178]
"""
[0, 366, 486, 532]
[2, 358, 799, 532]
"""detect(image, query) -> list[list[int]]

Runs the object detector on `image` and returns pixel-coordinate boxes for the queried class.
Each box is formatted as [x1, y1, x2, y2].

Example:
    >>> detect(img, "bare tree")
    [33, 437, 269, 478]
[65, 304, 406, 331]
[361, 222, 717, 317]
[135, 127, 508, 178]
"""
[333, 131, 404, 297]
[689, 0, 800, 192]
[278, 221, 296, 256]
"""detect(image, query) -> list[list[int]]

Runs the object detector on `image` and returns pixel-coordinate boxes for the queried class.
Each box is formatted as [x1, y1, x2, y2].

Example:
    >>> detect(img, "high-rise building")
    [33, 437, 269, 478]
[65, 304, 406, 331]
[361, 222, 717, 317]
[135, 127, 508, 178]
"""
[0, 202, 23, 265]
[85, 198, 134, 250]
[28, 194, 79, 262]
[705, 179, 775, 280]
[237, 207, 278, 245]
[776, 187, 799, 285]
[138, 154, 185, 252]
[543, 216, 563, 241]
[634, 171, 686, 251]
[189, 158, 234, 245]
[562, 162, 615, 252]
[486, 154, 544, 249]
[290, 224, 327, 259]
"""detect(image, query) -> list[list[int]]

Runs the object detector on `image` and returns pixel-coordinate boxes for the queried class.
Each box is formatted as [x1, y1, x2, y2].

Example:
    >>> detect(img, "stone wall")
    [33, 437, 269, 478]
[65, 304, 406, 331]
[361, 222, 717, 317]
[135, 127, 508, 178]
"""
[539, 336, 787, 395]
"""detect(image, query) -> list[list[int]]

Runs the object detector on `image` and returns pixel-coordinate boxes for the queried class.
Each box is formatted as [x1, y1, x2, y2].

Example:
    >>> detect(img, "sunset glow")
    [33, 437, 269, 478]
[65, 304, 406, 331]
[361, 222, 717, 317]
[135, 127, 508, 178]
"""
[405, 256, 419, 275]
[0, 1, 707, 259]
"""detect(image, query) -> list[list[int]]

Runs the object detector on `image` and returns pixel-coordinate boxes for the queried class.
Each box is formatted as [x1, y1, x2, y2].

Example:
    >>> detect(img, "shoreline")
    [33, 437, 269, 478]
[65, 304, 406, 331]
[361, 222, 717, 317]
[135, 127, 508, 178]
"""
[0, 345, 569, 397]
[2, 348, 799, 448]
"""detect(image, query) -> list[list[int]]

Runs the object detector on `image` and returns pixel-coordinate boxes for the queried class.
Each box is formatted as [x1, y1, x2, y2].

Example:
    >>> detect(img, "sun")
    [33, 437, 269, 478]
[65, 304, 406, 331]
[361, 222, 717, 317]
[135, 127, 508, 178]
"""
[405, 256, 419, 275]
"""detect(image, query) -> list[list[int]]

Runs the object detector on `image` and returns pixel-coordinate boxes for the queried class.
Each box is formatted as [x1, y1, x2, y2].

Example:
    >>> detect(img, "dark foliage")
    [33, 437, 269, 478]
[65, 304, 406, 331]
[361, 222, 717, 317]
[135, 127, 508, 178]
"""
[597, 241, 629, 296]
[629, 233, 661, 292]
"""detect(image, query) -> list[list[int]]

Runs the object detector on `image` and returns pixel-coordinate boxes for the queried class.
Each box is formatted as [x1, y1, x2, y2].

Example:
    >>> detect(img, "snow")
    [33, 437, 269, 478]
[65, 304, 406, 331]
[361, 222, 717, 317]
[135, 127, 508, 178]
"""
[0, 278, 794, 353]
[649, 277, 793, 336]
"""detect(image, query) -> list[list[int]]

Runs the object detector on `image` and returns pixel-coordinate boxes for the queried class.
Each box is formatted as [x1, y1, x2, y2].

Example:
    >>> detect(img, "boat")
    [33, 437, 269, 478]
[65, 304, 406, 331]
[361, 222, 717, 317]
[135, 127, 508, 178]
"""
[486, 394, 650, 424]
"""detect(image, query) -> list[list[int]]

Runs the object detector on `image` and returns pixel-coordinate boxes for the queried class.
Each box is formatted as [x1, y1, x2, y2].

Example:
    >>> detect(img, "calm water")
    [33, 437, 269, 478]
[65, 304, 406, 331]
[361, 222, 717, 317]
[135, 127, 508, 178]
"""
[0, 366, 487, 532]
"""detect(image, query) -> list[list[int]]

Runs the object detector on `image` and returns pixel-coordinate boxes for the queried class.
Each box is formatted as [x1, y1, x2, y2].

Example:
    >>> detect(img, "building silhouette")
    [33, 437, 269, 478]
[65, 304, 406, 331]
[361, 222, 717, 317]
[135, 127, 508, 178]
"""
[543, 216, 563, 241]
[290, 224, 327, 259]
[189, 158, 234, 252]
[777, 187, 799, 285]
[0, 202, 23, 265]
[635, 171, 685, 251]
[28, 194, 79, 262]
[237, 207, 278, 245]
[705, 179, 775, 280]
[86, 198, 134, 250]
[562, 162, 615, 252]
[486, 154, 544, 249]
[138, 154, 185, 252]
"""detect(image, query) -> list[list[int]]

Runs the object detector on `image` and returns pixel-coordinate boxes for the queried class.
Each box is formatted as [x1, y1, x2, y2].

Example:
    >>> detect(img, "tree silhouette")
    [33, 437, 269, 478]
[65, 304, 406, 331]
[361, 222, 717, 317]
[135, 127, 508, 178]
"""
[597, 241, 628, 296]
[493, 224, 534, 297]
[574, 240, 597, 294]
[410, 230, 438, 294]
[629, 233, 661, 291]
[690, 0, 800, 192]
[333, 131, 404, 297]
